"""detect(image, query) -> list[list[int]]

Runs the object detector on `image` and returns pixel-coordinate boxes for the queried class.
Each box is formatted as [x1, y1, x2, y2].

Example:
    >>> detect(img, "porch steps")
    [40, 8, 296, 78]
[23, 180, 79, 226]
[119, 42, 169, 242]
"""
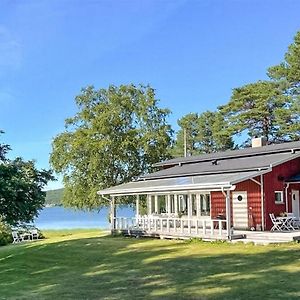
[232, 230, 300, 245]
[231, 238, 290, 245]
[118, 228, 244, 241]
[117, 228, 300, 244]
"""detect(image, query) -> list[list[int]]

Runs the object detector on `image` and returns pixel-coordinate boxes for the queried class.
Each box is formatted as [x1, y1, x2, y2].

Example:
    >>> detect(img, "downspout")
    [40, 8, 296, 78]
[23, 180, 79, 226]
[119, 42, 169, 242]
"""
[260, 175, 265, 231]
[285, 183, 290, 213]
[221, 187, 232, 240]
[251, 176, 265, 231]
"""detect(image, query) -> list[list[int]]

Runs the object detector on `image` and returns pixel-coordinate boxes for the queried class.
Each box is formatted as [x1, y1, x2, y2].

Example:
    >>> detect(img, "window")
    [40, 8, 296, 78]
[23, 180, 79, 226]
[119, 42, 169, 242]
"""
[178, 194, 188, 214]
[275, 191, 284, 204]
[158, 195, 166, 213]
[150, 195, 156, 213]
[191, 194, 197, 216]
[170, 195, 175, 213]
[200, 194, 211, 216]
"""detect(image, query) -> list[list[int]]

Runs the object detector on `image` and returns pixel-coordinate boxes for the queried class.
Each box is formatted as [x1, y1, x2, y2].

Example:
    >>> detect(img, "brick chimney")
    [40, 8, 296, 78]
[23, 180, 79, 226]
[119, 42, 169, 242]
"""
[252, 137, 267, 148]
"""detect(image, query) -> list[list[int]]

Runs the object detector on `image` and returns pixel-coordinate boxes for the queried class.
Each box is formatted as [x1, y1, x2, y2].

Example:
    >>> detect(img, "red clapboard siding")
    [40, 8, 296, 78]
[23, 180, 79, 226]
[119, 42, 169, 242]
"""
[211, 191, 226, 218]
[264, 157, 300, 229]
[211, 178, 261, 230]
[211, 157, 300, 231]
[235, 178, 261, 229]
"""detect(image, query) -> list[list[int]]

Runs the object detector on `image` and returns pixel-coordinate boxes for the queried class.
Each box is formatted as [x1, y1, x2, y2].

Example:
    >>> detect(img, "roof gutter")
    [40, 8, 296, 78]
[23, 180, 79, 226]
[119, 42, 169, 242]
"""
[141, 167, 270, 181]
[154, 147, 300, 168]
[97, 183, 236, 197]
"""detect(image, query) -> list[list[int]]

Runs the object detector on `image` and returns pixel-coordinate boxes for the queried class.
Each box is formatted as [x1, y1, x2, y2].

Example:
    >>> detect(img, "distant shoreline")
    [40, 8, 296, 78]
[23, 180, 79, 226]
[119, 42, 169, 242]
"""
[44, 204, 62, 208]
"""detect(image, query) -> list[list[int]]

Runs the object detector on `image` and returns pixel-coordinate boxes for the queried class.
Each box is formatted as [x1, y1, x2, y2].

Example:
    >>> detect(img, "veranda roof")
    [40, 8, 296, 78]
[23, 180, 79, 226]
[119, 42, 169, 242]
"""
[97, 170, 268, 196]
[286, 174, 300, 183]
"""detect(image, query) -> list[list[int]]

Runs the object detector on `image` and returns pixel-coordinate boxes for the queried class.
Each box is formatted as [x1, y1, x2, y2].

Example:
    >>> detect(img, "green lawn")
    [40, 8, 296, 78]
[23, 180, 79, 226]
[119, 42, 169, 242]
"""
[1, 230, 300, 299]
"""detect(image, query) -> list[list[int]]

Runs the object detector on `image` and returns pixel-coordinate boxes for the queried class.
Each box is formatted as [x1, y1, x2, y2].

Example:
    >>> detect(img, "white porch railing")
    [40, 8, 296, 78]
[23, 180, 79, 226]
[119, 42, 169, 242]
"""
[114, 216, 227, 237]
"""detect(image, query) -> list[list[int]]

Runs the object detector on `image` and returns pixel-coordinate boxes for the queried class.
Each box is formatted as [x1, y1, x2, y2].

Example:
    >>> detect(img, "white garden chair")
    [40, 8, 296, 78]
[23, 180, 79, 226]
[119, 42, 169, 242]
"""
[12, 231, 22, 243]
[30, 229, 39, 240]
[287, 213, 300, 229]
[269, 213, 283, 231]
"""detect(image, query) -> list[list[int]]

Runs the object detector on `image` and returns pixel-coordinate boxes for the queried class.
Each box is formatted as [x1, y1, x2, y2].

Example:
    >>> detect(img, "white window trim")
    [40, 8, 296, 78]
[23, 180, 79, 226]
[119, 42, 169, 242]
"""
[275, 191, 284, 204]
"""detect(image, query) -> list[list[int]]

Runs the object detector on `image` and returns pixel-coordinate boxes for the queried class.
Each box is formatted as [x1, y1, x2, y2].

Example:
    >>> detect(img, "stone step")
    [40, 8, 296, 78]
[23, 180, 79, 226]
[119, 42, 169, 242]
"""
[231, 238, 290, 245]
[244, 234, 296, 241]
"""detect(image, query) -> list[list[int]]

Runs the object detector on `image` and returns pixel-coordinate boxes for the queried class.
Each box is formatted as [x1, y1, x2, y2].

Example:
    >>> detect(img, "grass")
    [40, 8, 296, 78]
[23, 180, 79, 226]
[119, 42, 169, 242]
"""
[1, 230, 300, 299]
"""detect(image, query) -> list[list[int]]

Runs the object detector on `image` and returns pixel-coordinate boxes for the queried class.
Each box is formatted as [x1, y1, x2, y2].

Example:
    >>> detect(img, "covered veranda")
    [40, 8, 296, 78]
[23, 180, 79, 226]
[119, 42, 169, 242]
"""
[97, 171, 264, 240]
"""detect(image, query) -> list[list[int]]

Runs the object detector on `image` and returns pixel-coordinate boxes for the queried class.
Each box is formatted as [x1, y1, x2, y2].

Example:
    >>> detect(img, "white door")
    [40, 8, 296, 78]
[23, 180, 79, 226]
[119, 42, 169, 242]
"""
[232, 191, 248, 229]
[292, 190, 300, 219]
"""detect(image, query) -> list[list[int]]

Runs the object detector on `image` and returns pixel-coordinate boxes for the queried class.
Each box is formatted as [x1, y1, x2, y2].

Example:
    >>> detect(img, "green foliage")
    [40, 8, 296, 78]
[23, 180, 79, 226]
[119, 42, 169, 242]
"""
[0, 219, 12, 246]
[50, 84, 173, 209]
[172, 113, 200, 157]
[0, 132, 54, 225]
[172, 111, 234, 156]
[197, 111, 234, 152]
[267, 31, 300, 141]
[268, 31, 300, 85]
[218, 31, 300, 146]
[45, 188, 64, 206]
[219, 81, 294, 144]
[0, 130, 10, 161]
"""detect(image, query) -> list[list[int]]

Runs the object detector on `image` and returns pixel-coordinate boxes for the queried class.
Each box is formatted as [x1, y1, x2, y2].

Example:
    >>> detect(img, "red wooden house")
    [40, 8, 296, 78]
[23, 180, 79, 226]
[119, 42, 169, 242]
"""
[98, 138, 300, 239]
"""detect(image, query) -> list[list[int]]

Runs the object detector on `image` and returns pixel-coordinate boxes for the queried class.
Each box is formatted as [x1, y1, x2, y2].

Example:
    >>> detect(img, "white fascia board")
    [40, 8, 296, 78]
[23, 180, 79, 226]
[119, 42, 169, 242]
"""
[97, 183, 234, 196]
[230, 169, 271, 185]
[271, 152, 300, 168]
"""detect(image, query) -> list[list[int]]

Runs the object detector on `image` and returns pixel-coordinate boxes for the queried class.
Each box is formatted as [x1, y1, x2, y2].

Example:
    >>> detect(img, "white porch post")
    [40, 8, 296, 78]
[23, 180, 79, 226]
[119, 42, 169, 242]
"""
[147, 195, 152, 215]
[111, 196, 116, 232]
[136, 195, 140, 218]
[188, 194, 192, 218]
[174, 194, 178, 215]
[154, 195, 158, 213]
[225, 190, 232, 239]
[196, 193, 201, 218]
[165, 196, 168, 213]
[167, 194, 171, 215]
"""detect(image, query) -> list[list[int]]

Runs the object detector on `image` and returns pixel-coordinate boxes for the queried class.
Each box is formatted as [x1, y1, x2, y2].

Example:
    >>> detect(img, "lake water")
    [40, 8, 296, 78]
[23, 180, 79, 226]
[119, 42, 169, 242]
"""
[34, 206, 135, 230]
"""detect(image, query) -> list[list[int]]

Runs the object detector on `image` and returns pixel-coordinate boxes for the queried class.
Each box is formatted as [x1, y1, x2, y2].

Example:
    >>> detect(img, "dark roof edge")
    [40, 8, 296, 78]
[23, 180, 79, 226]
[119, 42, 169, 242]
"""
[230, 169, 271, 185]
[139, 167, 270, 181]
[154, 145, 300, 168]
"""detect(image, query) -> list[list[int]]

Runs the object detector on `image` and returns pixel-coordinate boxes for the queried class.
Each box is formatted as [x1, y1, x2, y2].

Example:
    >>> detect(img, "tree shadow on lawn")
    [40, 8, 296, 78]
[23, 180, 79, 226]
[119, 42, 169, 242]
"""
[1, 235, 300, 299]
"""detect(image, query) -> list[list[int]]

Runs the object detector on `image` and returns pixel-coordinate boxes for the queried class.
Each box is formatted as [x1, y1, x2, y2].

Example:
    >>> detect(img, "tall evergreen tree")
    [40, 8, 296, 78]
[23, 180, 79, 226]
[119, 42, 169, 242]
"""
[219, 81, 294, 144]
[172, 113, 200, 157]
[197, 111, 234, 152]
[172, 111, 234, 156]
[267, 30, 300, 141]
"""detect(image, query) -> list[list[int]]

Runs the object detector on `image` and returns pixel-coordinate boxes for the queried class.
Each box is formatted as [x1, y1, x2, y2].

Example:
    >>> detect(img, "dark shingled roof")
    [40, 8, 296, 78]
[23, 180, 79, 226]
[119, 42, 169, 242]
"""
[142, 151, 300, 180]
[154, 140, 300, 168]
[97, 141, 300, 196]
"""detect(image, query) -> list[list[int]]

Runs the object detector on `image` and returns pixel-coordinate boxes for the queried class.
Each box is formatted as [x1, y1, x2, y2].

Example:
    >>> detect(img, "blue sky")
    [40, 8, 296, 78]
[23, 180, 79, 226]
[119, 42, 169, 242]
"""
[1, 0, 300, 189]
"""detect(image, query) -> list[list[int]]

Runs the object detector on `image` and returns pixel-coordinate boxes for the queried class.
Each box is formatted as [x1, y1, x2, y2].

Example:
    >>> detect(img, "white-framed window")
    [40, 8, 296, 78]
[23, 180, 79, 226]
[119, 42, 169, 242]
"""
[191, 194, 197, 216]
[275, 191, 284, 204]
[200, 194, 211, 216]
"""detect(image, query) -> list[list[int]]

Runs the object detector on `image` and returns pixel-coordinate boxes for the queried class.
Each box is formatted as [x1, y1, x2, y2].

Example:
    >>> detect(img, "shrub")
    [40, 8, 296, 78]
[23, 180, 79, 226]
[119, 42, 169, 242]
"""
[0, 219, 12, 246]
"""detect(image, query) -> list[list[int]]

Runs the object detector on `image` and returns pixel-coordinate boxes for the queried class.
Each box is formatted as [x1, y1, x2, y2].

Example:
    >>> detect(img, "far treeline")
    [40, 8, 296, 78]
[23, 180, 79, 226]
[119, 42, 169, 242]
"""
[48, 30, 300, 210]
[45, 188, 64, 206]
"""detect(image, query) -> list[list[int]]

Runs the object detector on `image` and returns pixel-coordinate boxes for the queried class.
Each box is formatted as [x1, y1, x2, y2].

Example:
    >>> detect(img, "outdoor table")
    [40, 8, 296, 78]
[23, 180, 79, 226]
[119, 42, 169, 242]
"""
[276, 216, 295, 231]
